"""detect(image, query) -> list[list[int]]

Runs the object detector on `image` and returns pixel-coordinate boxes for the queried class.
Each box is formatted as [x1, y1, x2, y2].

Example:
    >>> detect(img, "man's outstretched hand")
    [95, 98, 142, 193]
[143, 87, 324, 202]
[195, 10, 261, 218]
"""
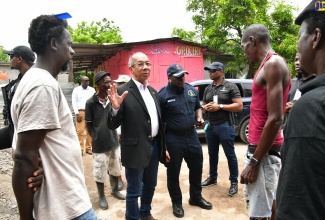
[108, 84, 128, 110]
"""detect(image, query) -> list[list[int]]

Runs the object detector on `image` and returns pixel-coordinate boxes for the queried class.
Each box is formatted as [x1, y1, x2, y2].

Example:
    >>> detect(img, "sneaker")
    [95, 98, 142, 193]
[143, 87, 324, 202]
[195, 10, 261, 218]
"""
[201, 177, 217, 188]
[228, 182, 238, 196]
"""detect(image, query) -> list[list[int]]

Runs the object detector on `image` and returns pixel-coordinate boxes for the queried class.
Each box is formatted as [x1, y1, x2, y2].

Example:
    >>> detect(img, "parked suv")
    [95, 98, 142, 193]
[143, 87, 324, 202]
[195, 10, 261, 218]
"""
[190, 79, 252, 144]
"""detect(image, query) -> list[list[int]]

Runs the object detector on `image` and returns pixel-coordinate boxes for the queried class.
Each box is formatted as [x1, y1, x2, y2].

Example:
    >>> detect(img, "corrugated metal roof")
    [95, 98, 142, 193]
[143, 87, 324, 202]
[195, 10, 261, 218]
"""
[72, 37, 233, 72]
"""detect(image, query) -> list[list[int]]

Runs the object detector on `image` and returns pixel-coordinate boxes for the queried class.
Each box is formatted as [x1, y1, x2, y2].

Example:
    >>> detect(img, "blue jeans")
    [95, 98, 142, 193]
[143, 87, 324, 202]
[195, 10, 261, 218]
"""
[205, 121, 238, 183]
[125, 141, 159, 220]
[72, 208, 98, 220]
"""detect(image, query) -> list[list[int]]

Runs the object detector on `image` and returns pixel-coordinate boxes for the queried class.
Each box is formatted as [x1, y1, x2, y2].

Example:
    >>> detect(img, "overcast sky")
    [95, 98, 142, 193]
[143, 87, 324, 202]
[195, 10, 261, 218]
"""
[1, 0, 309, 50]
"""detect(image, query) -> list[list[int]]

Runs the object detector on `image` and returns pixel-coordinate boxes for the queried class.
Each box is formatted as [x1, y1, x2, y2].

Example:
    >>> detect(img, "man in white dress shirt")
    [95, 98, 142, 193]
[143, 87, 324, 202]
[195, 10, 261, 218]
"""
[72, 76, 96, 155]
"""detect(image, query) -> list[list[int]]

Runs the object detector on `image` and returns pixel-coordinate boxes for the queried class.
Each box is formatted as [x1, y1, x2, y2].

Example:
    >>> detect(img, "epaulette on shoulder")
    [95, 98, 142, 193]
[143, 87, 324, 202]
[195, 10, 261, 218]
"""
[185, 82, 194, 88]
[158, 86, 166, 93]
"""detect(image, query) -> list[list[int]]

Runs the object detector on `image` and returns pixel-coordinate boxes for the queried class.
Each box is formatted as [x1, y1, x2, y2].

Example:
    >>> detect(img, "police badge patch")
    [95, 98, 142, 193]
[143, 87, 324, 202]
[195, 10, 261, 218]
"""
[188, 90, 196, 96]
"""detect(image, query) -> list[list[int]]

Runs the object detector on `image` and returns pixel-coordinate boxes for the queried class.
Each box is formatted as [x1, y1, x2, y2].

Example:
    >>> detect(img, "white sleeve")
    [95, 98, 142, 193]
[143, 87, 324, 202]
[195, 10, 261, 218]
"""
[71, 87, 79, 114]
[16, 85, 61, 133]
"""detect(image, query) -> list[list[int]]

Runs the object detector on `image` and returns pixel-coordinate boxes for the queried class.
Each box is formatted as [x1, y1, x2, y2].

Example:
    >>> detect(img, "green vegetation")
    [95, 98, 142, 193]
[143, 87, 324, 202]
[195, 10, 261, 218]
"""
[1, 4, 300, 79]
[0, 46, 9, 62]
[69, 18, 123, 44]
[69, 18, 124, 84]
[172, 0, 299, 78]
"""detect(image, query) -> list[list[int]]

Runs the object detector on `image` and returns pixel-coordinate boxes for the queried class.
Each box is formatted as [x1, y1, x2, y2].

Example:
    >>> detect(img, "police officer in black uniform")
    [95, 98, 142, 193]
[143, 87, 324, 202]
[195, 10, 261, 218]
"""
[201, 62, 243, 197]
[158, 64, 212, 218]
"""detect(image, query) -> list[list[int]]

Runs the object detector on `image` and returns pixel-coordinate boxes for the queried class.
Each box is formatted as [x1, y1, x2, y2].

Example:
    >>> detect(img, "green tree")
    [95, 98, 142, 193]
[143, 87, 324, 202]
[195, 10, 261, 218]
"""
[171, 28, 200, 42]
[267, 3, 300, 77]
[175, 0, 299, 78]
[68, 18, 124, 83]
[0, 46, 9, 62]
[69, 18, 123, 44]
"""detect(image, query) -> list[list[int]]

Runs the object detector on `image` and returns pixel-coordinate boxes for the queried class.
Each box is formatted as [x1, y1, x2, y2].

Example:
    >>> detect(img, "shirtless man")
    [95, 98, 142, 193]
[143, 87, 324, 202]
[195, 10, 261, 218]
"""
[239, 24, 291, 220]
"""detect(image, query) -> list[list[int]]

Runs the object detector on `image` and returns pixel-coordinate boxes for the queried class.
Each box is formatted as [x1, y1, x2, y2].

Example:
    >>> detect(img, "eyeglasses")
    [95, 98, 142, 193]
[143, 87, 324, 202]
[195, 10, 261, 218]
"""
[9, 54, 16, 60]
[82, 80, 89, 82]
[208, 69, 222, 73]
[132, 62, 151, 68]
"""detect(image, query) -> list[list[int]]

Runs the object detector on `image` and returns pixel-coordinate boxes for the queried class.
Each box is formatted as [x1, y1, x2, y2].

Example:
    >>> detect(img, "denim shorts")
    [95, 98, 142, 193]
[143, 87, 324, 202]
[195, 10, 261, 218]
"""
[72, 208, 98, 220]
[243, 151, 281, 218]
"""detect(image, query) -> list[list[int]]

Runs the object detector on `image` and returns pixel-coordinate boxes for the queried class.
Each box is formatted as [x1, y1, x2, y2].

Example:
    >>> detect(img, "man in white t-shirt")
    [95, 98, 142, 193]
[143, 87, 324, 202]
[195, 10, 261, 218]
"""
[72, 75, 96, 155]
[11, 14, 97, 220]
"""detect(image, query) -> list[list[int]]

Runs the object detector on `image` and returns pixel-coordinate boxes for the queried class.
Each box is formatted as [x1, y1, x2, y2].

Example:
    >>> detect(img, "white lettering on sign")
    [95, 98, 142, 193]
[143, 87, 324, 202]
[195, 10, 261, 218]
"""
[151, 44, 170, 54]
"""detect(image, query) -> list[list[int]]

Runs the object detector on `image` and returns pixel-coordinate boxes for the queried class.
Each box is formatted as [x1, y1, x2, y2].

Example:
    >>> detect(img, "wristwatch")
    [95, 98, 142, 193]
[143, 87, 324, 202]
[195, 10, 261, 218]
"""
[219, 104, 224, 109]
[249, 157, 260, 166]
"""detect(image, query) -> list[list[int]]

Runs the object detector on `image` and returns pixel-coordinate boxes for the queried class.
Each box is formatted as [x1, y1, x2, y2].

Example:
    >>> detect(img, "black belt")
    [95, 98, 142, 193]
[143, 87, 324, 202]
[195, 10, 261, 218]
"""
[248, 144, 281, 158]
[149, 136, 157, 144]
[166, 128, 194, 136]
[210, 120, 230, 125]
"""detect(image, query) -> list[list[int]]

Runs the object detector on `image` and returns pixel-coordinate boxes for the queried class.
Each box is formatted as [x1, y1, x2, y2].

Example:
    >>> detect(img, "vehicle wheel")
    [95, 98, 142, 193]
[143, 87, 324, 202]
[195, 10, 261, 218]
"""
[239, 118, 249, 144]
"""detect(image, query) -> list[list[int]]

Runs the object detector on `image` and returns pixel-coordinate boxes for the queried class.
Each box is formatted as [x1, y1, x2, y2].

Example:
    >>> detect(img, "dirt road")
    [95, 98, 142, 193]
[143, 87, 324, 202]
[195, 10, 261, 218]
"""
[89, 139, 249, 220]
[0, 139, 249, 220]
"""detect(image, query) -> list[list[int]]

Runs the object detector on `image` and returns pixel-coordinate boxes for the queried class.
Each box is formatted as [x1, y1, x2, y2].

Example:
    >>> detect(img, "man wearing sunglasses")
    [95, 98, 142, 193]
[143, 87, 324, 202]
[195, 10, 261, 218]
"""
[1, 46, 35, 149]
[0, 45, 42, 193]
[72, 75, 96, 155]
[201, 62, 243, 197]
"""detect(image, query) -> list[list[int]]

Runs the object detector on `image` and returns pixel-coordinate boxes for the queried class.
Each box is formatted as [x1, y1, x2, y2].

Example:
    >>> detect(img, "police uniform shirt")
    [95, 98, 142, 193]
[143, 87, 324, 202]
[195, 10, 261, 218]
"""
[203, 79, 241, 125]
[158, 83, 200, 132]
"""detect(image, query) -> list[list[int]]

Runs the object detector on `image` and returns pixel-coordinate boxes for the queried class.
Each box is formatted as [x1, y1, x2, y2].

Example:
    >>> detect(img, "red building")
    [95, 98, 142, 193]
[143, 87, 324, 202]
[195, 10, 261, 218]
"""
[72, 37, 232, 91]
